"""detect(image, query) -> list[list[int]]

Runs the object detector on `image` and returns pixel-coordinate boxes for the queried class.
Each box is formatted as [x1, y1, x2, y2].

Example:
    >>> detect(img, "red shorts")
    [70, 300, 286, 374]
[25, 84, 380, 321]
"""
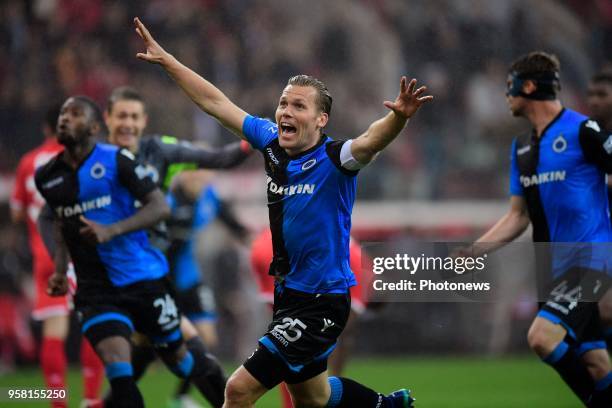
[32, 259, 70, 321]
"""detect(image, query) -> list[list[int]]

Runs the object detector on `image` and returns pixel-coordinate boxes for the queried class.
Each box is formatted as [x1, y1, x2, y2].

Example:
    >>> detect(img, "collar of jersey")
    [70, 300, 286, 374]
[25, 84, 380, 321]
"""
[59, 143, 98, 170]
[531, 108, 566, 143]
[286, 134, 328, 160]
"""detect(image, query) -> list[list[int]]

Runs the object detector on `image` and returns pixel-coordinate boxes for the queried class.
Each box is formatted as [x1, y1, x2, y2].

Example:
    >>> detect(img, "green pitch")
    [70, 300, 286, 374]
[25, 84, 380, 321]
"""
[0, 356, 579, 407]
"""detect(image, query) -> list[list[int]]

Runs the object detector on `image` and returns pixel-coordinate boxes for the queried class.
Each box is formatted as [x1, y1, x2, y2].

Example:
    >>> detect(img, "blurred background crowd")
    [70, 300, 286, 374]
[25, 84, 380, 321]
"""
[0, 0, 611, 369]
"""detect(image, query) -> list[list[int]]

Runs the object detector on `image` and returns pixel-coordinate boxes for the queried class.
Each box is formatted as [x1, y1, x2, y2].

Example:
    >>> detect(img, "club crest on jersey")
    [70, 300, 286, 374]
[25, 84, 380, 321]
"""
[301, 158, 317, 171]
[552, 134, 567, 153]
[90, 162, 106, 179]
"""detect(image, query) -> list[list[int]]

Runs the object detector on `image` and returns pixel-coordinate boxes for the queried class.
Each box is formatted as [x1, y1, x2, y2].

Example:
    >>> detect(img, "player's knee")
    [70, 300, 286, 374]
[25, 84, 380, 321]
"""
[225, 374, 254, 405]
[583, 351, 611, 380]
[95, 338, 131, 364]
[527, 326, 557, 357]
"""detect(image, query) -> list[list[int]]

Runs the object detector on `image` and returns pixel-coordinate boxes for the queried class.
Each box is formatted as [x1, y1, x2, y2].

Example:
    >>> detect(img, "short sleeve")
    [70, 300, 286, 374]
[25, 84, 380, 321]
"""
[242, 115, 278, 150]
[579, 119, 612, 173]
[325, 140, 359, 176]
[509, 139, 523, 196]
[116, 149, 158, 200]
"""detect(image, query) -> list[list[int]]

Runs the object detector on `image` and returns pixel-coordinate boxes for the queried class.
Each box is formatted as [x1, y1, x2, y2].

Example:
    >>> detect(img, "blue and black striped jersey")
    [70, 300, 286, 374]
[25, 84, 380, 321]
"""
[243, 115, 358, 294]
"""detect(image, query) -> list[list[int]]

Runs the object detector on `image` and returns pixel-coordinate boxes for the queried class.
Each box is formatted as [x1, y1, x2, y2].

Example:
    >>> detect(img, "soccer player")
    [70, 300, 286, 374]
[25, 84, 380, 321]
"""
[135, 16, 432, 408]
[586, 70, 612, 351]
[459, 52, 612, 407]
[167, 170, 250, 406]
[250, 230, 372, 408]
[36, 96, 223, 408]
[102, 86, 247, 407]
[10, 104, 104, 408]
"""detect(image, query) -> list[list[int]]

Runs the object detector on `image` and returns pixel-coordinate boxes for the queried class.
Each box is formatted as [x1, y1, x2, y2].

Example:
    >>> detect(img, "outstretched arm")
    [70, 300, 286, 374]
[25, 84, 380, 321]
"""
[350, 77, 433, 164]
[459, 196, 531, 257]
[134, 17, 248, 138]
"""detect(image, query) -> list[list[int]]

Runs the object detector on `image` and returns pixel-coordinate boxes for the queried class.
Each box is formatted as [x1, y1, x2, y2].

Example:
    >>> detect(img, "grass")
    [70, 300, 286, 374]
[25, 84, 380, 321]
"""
[0, 356, 579, 407]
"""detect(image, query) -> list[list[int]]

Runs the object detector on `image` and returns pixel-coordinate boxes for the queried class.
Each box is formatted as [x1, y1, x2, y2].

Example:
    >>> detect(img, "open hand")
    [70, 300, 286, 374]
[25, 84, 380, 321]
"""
[134, 17, 170, 64]
[384, 77, 433, 119]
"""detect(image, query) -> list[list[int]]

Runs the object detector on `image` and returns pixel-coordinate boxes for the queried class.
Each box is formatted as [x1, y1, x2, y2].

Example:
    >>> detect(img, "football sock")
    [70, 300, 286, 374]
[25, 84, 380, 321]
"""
[280, 382, 293, 408]
[80, 338, 104, 400]
[130, 343, 157, 381]
[326, 376, 386, 407]
[105, 362, 144, 408]
[587, 372, 612, 407]
[41, 337, 67, 408]
[543, 341, 594, 403]
[184, 337, 226, 408]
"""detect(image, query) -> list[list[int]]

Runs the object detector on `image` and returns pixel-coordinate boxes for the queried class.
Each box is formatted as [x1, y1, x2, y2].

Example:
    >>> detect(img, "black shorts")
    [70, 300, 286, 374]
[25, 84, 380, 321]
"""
[176, 283, 217, 323]
[243, 286, 350, 388]
[538, 267, 611, 353]
[75, 277, 183, 351]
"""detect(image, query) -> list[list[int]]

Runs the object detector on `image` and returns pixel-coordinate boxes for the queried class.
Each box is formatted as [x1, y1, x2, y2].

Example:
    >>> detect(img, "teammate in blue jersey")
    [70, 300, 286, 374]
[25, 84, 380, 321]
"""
[459, 52, 612, 407]
[101, 86, 241, 408]
[586, 70, 612, 352]
[35, 96, 229, 408]
[134, 17, 432, 408]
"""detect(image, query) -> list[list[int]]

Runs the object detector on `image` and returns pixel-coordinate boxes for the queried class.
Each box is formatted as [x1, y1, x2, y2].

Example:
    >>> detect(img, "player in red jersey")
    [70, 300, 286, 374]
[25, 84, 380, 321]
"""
[250, 229, 372, 407]
[10, 105, 104, 408]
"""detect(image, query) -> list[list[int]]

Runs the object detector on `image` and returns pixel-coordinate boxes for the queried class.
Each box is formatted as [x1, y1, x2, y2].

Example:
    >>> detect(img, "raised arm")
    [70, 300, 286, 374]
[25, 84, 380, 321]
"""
[350, 77, 433, 164]
[134, 17, 248, 138]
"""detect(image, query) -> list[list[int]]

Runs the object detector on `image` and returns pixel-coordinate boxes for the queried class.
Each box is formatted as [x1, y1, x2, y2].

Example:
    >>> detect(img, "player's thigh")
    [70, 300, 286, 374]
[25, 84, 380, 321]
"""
[195, 321, 218, 347]
[598, 287, 612, 326]
[582, 348, 611, 381]
[225, 365, 269, 403]
[286, 370, 331, 408]
[42, 314, 69, 339]
[95, 335, 132, 364]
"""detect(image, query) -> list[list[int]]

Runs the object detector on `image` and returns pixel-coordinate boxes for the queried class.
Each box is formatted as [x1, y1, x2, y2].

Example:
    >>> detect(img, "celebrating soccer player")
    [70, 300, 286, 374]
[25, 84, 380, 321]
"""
[101, 85, 252, 407]
[35, 96, 228, 408]
[11, 104, 104, 408]
[460, 52, 612, 407]
[135, 16, 432, 408]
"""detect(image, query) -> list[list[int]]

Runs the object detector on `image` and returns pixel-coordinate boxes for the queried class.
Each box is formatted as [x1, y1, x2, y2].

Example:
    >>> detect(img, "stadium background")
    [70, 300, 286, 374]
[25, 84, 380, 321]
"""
[0, 0, 610, 407]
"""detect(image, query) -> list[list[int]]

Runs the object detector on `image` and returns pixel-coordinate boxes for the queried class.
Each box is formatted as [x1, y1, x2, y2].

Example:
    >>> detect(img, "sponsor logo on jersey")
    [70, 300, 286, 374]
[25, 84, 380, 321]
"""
[266, 147, 280, 165]
[517, 145, 531, 155]
[604, 135, 612, 155]
[586, 120, 601, 133]
[42, 176, 64, 190]
[267, 177, 315, 195]
[135, 163, 159, 182]
[301, 158, 317, 171]
[56, 195, 112, 218]
[552, 134, 567, 153]
[90, 162, 106, 179]
[520, 170, 566, 188]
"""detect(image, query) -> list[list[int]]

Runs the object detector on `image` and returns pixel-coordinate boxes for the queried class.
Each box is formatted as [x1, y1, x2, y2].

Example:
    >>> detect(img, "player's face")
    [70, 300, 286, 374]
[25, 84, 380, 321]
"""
[587, 82, 612, 124]
[105, 99, 148, 152]
[57, 98, 96, 146]
[275, 85, 328, 154]
[506, 78, 525, 117]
